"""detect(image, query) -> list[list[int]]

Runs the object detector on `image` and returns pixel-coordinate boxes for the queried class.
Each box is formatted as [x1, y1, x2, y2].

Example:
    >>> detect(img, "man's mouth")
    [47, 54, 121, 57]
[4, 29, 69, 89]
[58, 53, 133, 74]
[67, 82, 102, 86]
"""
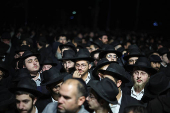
[137, 79, 142, 83]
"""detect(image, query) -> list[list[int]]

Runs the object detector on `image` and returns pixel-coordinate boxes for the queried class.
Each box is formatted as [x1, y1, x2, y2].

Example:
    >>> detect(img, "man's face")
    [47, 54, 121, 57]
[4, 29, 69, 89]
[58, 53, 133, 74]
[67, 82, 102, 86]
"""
[162, 54, 169, 64]
[0, 70, 4, 81]
[98, 64, 109, 79]
[57, 83, 80, 113]
[48, 81, 63, 95]
[24, 56, 40, 73]
[21, 40, 27, 46]
[151, 62, 160, 71]
[93, 53, 99, 66]
[58, 36, 67, 45]
[42, 64, 52, 72]
[101, 35, 108, 44]
[133, 70, 150, 90]
[86, 89, 100, 110]
[63, 60, 75, 73]
[90, 45, 97, 53]
[128, 57, 138, 65]
[106, 53, 117, 61]
[16, 94, 36, 113]
[75, 60, 91, 76]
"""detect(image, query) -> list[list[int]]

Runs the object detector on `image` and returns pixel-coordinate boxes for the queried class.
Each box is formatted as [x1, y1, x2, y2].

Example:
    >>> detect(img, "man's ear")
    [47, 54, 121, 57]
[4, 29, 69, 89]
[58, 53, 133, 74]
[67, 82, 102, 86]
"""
[116, 80, 122, 88]
[88, 64, 92, 69]
[33, 97, 37, 105]
[78, 96, 85, 106]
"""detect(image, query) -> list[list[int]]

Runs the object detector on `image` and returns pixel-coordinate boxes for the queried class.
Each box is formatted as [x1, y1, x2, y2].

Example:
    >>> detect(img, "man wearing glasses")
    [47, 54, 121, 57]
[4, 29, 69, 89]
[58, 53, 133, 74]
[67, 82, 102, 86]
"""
[36, 66, 65, 112]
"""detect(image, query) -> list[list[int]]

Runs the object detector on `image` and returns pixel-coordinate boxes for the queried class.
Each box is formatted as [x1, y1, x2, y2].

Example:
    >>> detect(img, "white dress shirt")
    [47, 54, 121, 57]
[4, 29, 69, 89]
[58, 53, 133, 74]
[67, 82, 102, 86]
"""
[85, 72, 91, 84]
[51, 97, 58, 102]
[131, 86, 144, 100]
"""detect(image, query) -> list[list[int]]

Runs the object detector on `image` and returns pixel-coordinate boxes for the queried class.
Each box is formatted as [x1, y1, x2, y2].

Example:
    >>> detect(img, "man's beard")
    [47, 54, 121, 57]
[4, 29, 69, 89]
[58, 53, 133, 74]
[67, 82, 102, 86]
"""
[18, 104, 34, 113]
[133, 77, 149, 92]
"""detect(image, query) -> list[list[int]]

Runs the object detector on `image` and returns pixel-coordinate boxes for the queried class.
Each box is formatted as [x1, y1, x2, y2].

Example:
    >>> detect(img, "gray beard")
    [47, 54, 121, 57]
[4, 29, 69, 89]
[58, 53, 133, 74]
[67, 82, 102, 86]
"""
[133, 78, 149, 92]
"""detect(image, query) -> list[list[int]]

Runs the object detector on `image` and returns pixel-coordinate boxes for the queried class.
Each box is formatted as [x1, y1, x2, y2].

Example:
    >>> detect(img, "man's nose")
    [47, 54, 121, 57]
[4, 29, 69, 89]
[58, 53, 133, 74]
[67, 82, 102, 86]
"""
[18, 103, 24, 109]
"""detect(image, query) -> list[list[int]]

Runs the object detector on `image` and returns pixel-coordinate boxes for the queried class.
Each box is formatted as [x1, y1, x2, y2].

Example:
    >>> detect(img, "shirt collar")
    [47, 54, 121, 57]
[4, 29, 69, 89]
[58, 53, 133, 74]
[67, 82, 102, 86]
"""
[35, 106, 38, 113]
[35, 72, 41, 81]
[85, 72, 91, 84]
[51, 97, 58, 102]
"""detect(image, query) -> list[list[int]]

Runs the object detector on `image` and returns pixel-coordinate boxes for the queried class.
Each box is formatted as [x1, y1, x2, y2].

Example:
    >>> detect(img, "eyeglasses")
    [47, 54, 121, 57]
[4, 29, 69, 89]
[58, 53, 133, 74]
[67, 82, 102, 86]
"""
[106, 54, 117, 58]
[75, 64, 87, 69]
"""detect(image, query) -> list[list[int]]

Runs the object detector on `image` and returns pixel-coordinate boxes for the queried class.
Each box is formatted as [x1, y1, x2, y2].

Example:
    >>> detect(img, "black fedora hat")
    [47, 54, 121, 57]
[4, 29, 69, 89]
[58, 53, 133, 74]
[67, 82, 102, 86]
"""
[58, 50, 76, 61]
[90, 39, 103, 49]
[99, 63, 129, 83]
[158, 47, 169, 56]
[127, 44, 140, 51]
[0, 86, 15, 107]
[123, 49, 144, 61]
[15, 45, 30, 54]
[12, 68, 32, 82]
[90, 49, 102, 58]
[59, 42, 77, 54]
[148, 55, 162, 62]
[21, 51, 40, 60]
[127, 57, 157, 75]
[10, 78, 42, 97]
[99, 45, 122, 59]
[40, 56, 57, 66]
[74, 48, 94, 62]
[0, 61, 9, 78]
[88, 78, 118, 104]
[92, 58, 118, 79]
[41, 67, 65, 86]
[143, 72, 170, 99]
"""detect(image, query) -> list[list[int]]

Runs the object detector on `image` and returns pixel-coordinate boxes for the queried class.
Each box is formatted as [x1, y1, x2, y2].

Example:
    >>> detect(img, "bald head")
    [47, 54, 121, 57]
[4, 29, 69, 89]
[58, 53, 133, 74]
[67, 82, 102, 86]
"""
[63, 78, 87, 98]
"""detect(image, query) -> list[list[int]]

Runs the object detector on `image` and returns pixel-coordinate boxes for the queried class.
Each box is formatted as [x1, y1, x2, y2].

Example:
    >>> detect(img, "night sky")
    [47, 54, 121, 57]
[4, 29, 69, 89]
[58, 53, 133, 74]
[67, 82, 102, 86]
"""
[0, 0, 170, 31]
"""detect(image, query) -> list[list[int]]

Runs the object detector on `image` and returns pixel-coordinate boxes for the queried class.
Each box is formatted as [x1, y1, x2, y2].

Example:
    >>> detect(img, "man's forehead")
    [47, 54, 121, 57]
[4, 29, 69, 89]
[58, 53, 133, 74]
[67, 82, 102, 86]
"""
[16, 94, 31, 99]
[129, 57, 138, 60]
[76, 60, 88, 64]
[25, 56, 38, 60]
[107, 53, 117, 55]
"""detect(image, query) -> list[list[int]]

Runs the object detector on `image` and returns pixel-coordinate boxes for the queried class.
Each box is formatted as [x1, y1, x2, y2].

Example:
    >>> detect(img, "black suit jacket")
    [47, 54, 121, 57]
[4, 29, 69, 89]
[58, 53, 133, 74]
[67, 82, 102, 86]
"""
[119, 93, 144, 113]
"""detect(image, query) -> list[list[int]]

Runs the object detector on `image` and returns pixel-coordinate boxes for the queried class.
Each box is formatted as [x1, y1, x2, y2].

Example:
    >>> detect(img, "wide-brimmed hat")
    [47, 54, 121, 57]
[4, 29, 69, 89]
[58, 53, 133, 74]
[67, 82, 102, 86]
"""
[90, 49, 102, 59]
[90, 39, 103, 49]
[20, 51, 40, 60]
[58, 50, 76, 61]
[99, 63, 129, 83]
[59, 42, 77, 54]
[123, 49, 144, 61]
[88, 78, 118, 104]
[143, 72, 170, 99]
[15, 45, 30, 54]
[92, 58, 117, 79]
[0, 61, 9, 78]
[99, 45, 122, 59]
[40, 57, 57, 66]
[10, 78, 42, 97]
[41, 67, 65, 86]
[0, 86, 15, 107]
[12, 68, 32, 82]
[148, 55, 162, 62]
[158, 47, 169, 56]
[127, 57, 157, 75]
[74, 48, 94, 62]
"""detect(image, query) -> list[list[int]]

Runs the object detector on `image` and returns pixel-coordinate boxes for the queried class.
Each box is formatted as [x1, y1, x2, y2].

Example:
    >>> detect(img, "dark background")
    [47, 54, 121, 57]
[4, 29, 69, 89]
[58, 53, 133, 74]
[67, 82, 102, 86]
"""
[0, 0, 170, 32]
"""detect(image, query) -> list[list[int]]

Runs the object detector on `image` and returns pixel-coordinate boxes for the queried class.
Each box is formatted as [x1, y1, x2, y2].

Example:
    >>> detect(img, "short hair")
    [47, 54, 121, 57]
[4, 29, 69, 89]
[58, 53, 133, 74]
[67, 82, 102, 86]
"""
[15, 91, 36, 100]
[124, 105, 147, 113]
[56, 34, 67, 41]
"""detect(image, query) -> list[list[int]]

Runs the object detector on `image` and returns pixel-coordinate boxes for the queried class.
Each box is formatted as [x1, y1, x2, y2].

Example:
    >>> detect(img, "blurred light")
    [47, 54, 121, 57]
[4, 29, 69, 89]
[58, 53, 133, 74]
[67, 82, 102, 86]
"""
[153, 21, 158, 26]
[70, 16, 74, 19]
[72, 11, 76, 14]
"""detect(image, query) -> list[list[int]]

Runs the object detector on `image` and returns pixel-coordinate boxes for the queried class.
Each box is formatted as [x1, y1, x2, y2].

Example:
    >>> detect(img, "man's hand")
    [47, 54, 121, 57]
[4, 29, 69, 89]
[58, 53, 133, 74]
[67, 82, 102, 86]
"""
[73, 70, 81, 78]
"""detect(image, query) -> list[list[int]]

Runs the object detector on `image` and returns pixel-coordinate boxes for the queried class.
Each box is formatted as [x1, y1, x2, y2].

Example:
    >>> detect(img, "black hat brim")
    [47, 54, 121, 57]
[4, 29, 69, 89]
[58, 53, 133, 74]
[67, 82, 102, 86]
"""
[21, 53, 40, 60]
[10, 87, 43, 97]
[92, 61, 117, 78]
[99, 70, 129, 83]
[99, 50, 122, 59]
[0, 94, 15, 107]
[41, 75, 65, 86]
[89, 81, 118, 104]
[123, 54, 145, 61]
[59, 45, 77, 54]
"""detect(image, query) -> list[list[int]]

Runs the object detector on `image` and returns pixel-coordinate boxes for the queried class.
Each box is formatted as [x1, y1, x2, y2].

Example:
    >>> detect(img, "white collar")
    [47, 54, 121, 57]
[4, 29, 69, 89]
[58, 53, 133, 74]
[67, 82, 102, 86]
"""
[51, 97, 58, 102]
[131, 86, 144, 95]
[85, 72, 91, 84]
[35, 106, 38, 113]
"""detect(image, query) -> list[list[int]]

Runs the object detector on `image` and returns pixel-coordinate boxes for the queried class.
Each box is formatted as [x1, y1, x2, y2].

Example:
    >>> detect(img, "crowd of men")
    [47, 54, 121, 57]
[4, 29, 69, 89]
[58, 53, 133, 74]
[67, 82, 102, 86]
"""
[0, 27, 170, 113]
